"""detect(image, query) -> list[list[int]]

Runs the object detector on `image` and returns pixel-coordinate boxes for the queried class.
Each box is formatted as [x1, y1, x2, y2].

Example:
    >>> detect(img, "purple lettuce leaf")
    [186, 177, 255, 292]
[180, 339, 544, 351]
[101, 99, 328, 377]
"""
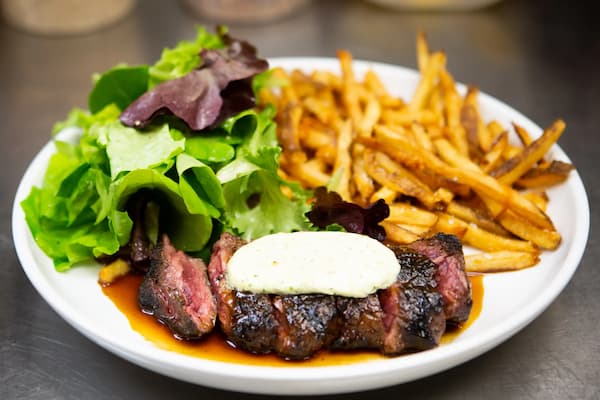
[306, 187, 390, 242]
[120, 33, 268, 131]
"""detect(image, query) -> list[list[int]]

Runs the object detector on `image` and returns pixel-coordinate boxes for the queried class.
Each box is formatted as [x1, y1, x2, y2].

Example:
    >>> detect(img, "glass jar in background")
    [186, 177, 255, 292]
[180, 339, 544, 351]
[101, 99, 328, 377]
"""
[180, 0, 310, 24]
[1, 0, 137, 35]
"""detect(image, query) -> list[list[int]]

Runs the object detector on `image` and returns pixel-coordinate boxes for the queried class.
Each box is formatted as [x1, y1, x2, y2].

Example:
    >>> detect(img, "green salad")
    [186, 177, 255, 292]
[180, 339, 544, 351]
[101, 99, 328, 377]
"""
[21, 27, 312, 271]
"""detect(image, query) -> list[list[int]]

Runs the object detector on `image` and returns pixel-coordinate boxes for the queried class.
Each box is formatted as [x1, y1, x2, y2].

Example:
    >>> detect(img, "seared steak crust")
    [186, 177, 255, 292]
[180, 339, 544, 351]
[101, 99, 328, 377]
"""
[273, 294, 340, 360]
[409, 233, 472, 324]
[332, 295, 385, 350]
[228, 292, 279, 354]
[380, 248, 445, 354]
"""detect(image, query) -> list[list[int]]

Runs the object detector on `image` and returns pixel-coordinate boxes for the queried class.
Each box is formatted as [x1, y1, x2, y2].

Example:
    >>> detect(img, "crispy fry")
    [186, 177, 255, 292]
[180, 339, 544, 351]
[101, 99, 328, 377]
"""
[334, 119, 353, 200]
[523, 191, 549, 212]
[365, 149, 440, 209]
[370, 186, 397, 204]
[382, 221, 420, 244]
[387, 203, 438, 226]
[350, 144, 375, 202]
[416, 32, 430, 73]
[462, 222, 538, 253]
[265, 34, 572, 272]
[446, 201, 511, 237]
[515, 160, 574, 189]
[465, 251, 540, 273]
[363, 133, 555, 229]
[491, 119, 566, 185]
[358, 94, 382, 137]
[409, 51, 446, 112]
[98, 258, 131, 285]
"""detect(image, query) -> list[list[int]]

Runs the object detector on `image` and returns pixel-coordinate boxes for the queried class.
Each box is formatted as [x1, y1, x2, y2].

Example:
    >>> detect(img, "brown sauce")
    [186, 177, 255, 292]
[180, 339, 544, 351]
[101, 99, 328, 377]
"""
[102, 274, 484, 366]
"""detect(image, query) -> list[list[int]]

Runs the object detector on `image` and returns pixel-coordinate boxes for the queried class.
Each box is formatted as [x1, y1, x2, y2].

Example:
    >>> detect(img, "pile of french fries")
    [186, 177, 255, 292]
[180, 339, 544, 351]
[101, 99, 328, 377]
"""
[258, 34, 573, 273]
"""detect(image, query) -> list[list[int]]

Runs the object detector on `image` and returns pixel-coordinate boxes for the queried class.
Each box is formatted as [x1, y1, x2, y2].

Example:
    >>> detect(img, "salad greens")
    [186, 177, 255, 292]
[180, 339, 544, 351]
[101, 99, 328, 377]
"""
[22, 27, 311, 271]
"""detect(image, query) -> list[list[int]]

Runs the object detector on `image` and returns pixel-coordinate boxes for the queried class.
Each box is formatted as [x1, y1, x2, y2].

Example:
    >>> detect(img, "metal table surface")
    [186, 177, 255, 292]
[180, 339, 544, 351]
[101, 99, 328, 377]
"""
[1, 0, 598, 398]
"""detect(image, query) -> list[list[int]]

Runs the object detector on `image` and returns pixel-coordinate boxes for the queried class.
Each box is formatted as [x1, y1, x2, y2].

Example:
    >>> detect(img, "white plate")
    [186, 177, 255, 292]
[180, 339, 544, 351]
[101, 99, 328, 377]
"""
[12, 58, 590, 395]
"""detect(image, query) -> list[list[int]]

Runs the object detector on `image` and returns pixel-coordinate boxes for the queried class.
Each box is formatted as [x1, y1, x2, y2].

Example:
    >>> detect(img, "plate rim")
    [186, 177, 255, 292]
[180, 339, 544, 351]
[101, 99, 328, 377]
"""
[11, 57, 590, 395]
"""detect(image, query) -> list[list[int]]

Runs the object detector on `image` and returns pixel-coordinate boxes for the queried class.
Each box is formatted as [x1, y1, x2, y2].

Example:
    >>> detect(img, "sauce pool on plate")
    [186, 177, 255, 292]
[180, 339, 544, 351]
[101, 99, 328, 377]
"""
[102, 274, 483, 366]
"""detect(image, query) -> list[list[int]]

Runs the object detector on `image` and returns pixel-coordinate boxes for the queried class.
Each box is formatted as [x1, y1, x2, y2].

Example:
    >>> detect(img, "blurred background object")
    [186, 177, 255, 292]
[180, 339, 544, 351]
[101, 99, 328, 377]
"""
[1, 0, 136, 35]
[366, 0, 502, 11]
[180, 0, 310, 24]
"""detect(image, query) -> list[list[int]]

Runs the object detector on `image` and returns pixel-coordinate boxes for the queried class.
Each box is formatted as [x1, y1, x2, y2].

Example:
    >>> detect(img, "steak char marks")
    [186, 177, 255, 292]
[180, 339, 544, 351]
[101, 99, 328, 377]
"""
[409, 233, 472, 324]
[138, 235, 217, 340]
[206, 232, 471, 359]
[208, 233, 279, 354]
[379, 248, 445, 354]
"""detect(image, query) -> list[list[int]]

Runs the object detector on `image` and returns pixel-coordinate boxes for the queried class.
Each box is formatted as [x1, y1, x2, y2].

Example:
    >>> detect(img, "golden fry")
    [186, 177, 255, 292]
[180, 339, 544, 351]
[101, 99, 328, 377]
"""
[515, 160, 574, 189]
[491, 119, 566, 185]
[264, 34, 572, 272]
[387, 203, 438, 226]
[465, 251, 540, 273]
[382, 221, 420, 244]
[98, 258, 131, 285]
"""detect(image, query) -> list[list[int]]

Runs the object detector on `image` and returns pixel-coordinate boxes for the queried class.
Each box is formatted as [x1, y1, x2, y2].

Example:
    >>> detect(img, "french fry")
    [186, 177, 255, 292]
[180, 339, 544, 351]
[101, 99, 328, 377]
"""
[334, 119, 353, 200]
[416, 32, 430, 73]
[265, 33, 572, 272]
[481, 131, 508, 173]
[358, 94, 382, 137]
[338, 49, 362, 128]
[432, 212, 468, 238]
[462, 222, 538, 253]
[515, 160, 574, 189]
[491, 119, 566, 185]
[382, 221, 420, 244]
[446, 201, 511, 237]
[465, 251, 540, 273]
[370, 186, 397, 204]
[352, 144, 375, 203]
[523, 191, 549, 212]
[363, 133, 555, 230]
[387, 203, 438, 226]
[98, 258, 131, 285]
[365, 149, 440, 209]
[409, 51, 446, 112]
[512, 122, 534, 146]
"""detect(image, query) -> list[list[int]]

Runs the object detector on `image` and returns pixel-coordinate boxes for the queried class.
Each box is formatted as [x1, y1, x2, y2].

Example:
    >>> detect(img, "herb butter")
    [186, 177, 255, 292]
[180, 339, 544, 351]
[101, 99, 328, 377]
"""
[226, 231, 400, 298]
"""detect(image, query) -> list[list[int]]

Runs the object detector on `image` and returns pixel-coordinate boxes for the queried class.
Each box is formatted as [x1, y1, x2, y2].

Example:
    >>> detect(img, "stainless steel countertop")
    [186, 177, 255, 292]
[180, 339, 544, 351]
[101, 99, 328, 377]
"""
[2, 0, 598, 398]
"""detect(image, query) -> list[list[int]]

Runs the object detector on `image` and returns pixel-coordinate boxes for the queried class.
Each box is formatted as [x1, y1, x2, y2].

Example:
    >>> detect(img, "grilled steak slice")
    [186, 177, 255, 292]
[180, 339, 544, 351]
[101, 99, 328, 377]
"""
[331, 295, 385, 350]
[207, 233, 278, 354]
[272, 294, 340, 360]
[138, 235, 216, 339]
[227, 292, 279, 353]
[409, 233, 472, 324]
[379, 248, 445, 355]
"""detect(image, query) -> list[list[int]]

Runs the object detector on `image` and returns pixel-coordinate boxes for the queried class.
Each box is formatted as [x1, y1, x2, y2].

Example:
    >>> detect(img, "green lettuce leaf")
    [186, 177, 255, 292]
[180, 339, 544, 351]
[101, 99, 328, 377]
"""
[21, 138, 119, 271]
[104, 122, 185, 179]
[111, 169, 213, 252]
[217, 106, 311, 240]
[88, 65, 149, 114]
[176, 153, 224, 219]
[149, 26, 225, 87]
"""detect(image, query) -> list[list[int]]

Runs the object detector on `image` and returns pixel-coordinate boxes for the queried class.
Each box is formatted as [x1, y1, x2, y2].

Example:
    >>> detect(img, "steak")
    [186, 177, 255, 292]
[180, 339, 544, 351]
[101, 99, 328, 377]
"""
[408, 233, 472, 324]
[153, 231, 473, 360]
[272, 294, 340, 360]
[138, 235, 216, 339]
[207, 233, 278, 354]
[331, 294, 385, 350]
[379, 247, 445, 354]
